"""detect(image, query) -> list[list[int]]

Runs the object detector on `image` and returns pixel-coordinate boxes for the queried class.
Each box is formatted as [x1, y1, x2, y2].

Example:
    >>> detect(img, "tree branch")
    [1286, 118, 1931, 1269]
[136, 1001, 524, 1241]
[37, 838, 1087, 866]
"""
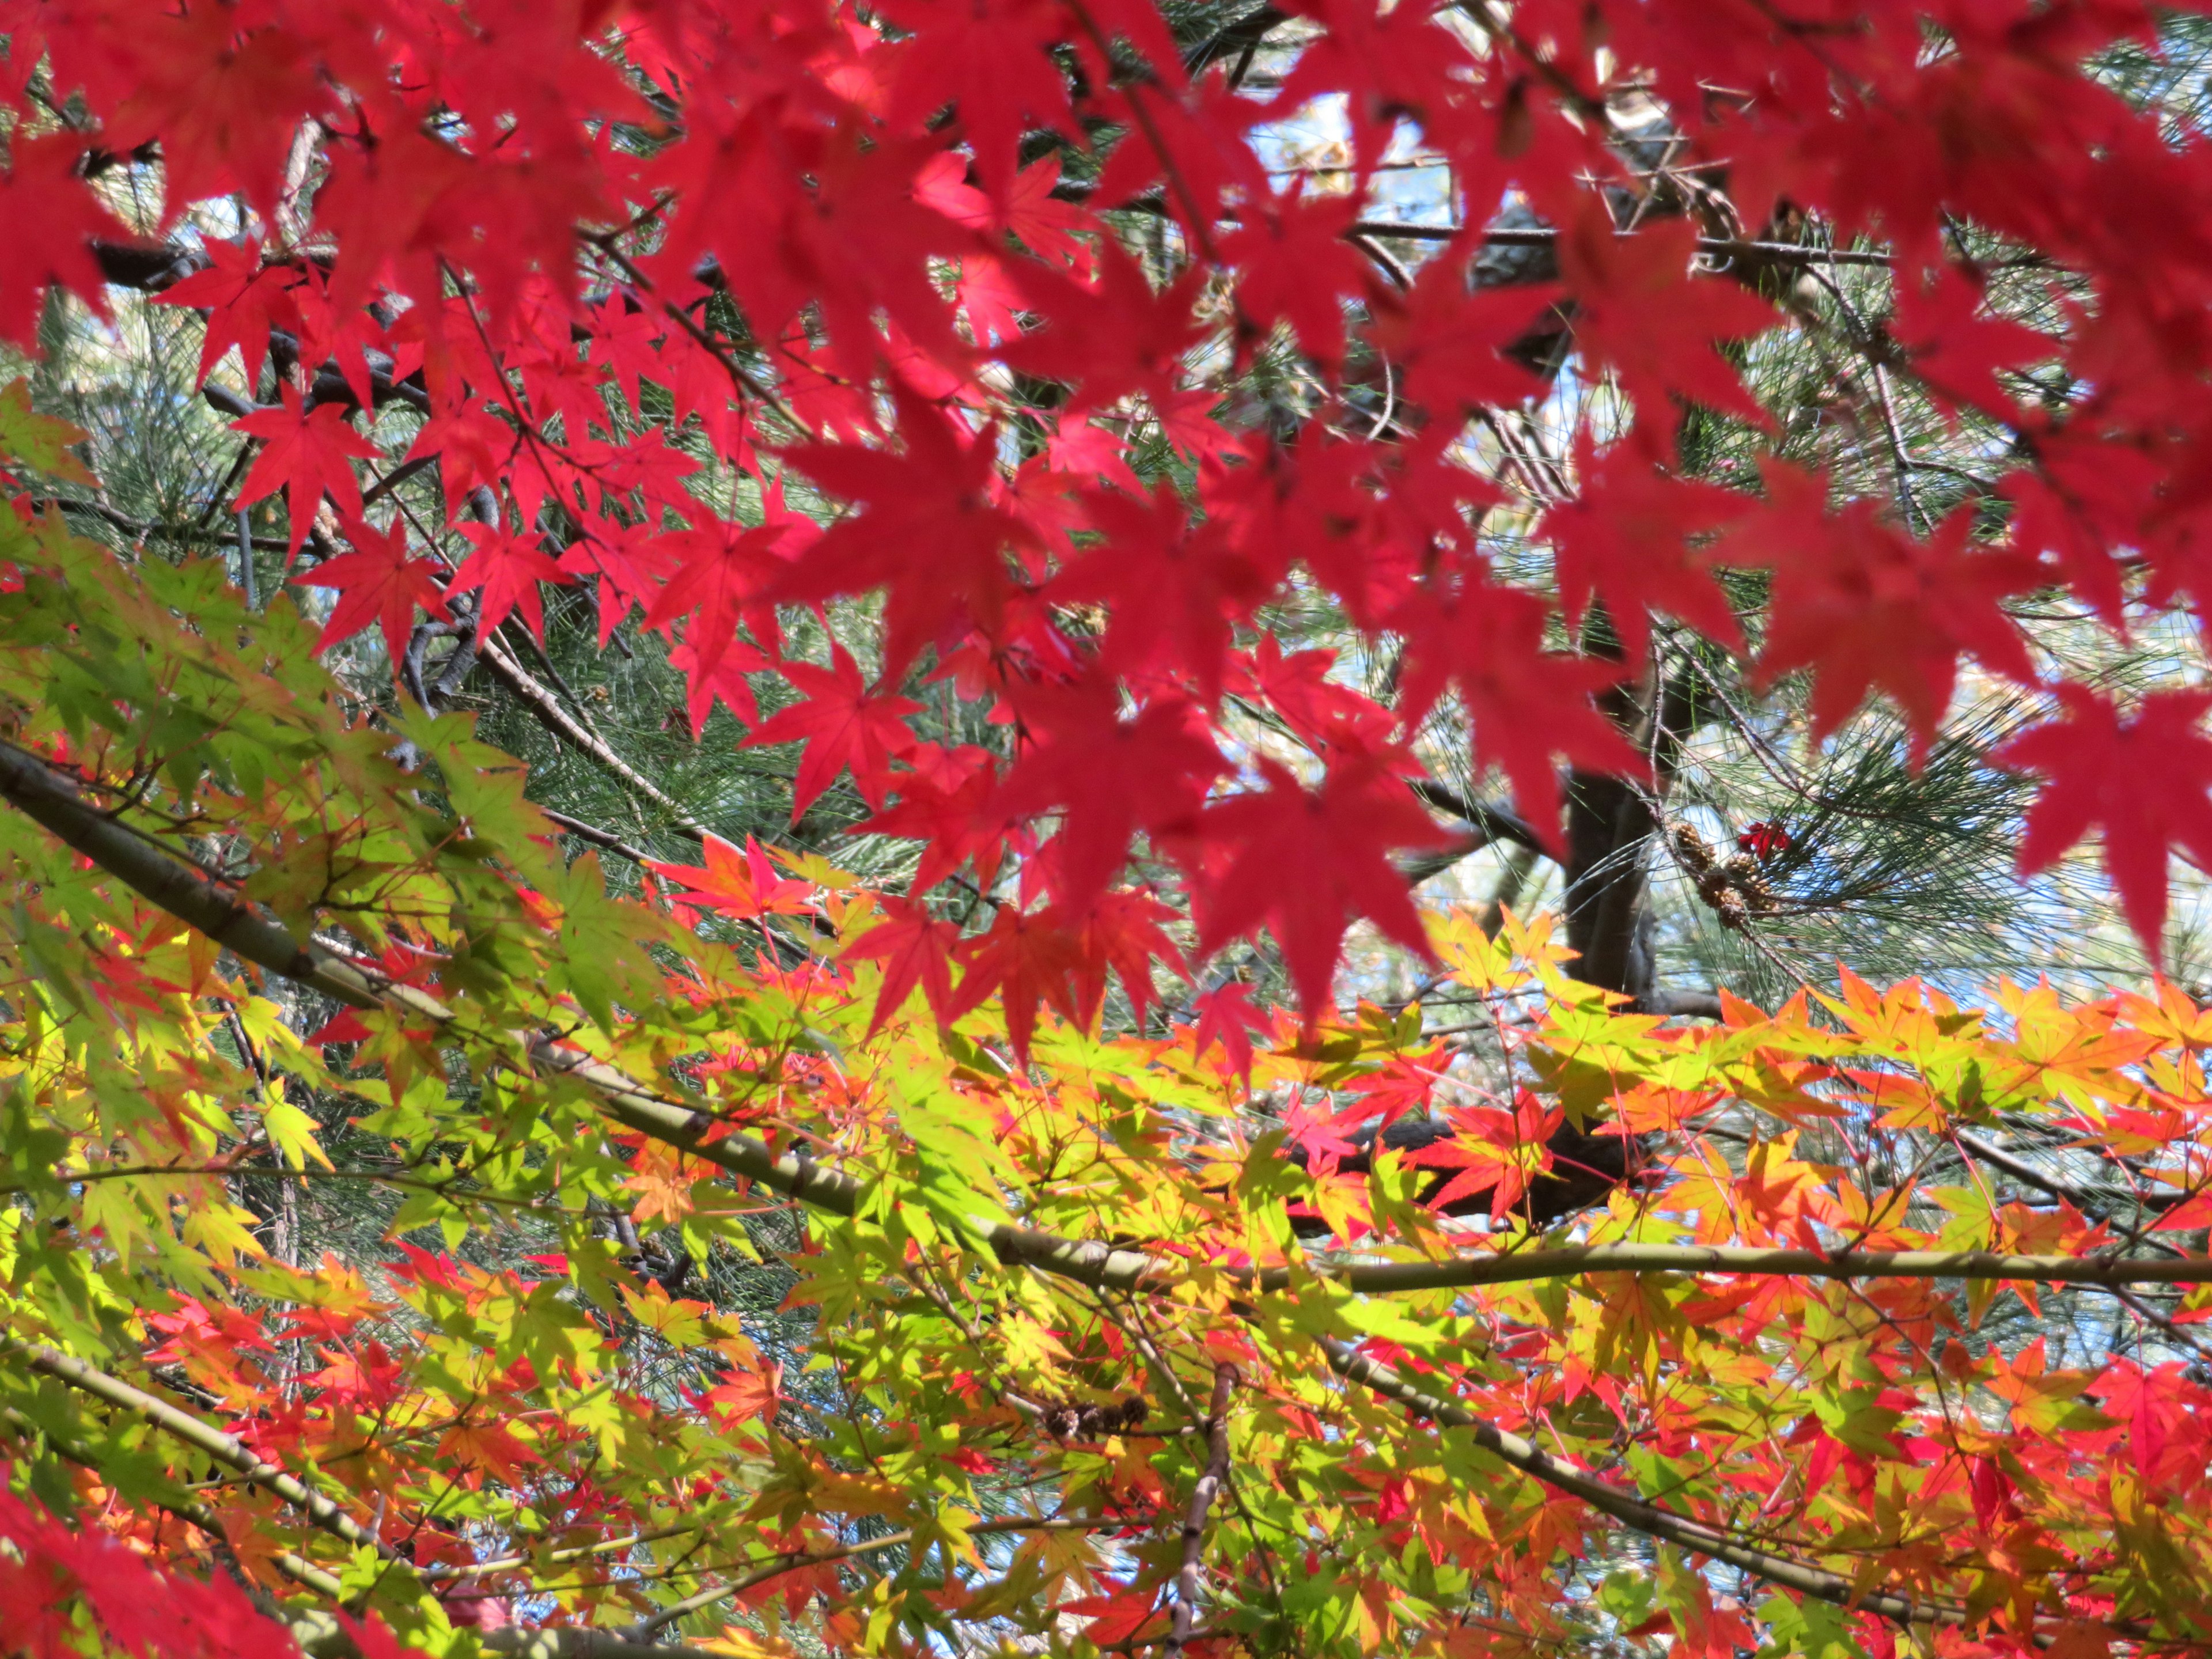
[1166, 1365, 1238, 1659]
[474, 632, 716, 844]
[1, 1339, 399, 1566]
[1318, 1338, 1959, 1627]
[1410, 778, 1544, 854]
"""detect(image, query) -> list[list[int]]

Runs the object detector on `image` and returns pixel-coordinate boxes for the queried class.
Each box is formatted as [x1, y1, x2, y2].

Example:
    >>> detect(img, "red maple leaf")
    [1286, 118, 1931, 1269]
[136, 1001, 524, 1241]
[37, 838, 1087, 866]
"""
[743, 643, 922, 819]
[860, 744, 1005, 896]
[1069, 888, 1186, 1028]
[1555, 211, 1777, 426]
[233, 385, 384, 556]
[1403, 1091, 1562, 1220]
[846, 898, 962, 1035]
[1393, 575, 1643, 847]
[649, 836, 816, 925]
[1538, 431, 1751, 657]
[1185, 752, 1453, 1016]
[0, 135, 123, 349]
[153, 238, 302, 389]
[450, 521, 571, 641]
[297, 517, 451, 662]
[643, 509, 805, 681]
[994, 683, 1226, 911]
[1217, 186, 1369, 368]
[1889, 263, 2055, 421]
[667, 634, 774, 737]
[1188, 980, 1273, 1080]
[1737, 821, 1793, 861]
[776, 382, 1034, 676]
[1719, 469, 2039, 753]
[1047, 482, 1277, 695]
[949, 901, 1085, 1062]
[1992, 685, 2212, 952]
[878, 0, 1077, 198]
[1363, 256, 1556, 423]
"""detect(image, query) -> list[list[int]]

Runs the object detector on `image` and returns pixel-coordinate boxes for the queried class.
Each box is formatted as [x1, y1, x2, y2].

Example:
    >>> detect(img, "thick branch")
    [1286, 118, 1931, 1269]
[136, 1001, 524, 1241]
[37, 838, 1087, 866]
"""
[1260, 1243, 2212, 1294]
[1409, 778, 1544, 854]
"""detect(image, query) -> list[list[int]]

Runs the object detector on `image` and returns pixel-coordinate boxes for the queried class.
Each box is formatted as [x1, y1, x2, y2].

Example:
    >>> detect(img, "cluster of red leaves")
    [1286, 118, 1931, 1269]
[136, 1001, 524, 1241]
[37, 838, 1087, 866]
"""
[0, 1469, 399, 1659]
[2, 0, 2210, 1041]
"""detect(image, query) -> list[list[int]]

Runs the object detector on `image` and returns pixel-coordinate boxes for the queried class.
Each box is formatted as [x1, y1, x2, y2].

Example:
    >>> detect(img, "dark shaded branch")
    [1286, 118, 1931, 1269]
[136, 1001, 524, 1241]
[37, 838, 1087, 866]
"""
[1410, 778, 1544, 854]
[31, 497, 291, 551]
[1638, 988, 1724, 1020]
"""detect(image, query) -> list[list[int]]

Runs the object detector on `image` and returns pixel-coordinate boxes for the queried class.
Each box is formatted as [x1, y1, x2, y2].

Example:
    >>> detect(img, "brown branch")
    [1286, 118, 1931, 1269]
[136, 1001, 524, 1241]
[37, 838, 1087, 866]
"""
[1165, 1364, 1238, 1659]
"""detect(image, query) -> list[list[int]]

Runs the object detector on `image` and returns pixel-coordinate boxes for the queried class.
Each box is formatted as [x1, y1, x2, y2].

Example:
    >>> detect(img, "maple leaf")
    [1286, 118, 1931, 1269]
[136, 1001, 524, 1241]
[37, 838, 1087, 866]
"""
[1002, 243, 1208, 418]
[296, 517, 451, 662]
[1537, 431, 1751, 657]
[0, 135, 123, 349]
[666, 634, 774, 737]
[702, 1353, 786, 1427]
[1185, 752, 1454, 1015]
[233, 386, 383, 557]
[1403, 1092, 1560, 1219]
[1992, 685, 2212, 953]
[993, 683, 1226, 911]
[743, 643, 922, 819]
[860, 744, 1005, 896]
[153, 238, 302, 389]
[1718, 471, 2039, 754]
[1070, 887, 1187, 1028]
[918, 151, 1094, 278]
[97, 3, 325, 215]
[1555, 212, 1776, 426]
[1737, 821, 1793, 861]
[878, 0, 1077, 198]
[777, 382, 1034, 675]
[450, 521, 571, 641]
[0, 380, 95, 487]
[649, 836, 816, 925]
[1888, 262, 2055, 421]
[950, 902, 1087, 1060]
[1217, 186, 1369, 368]
[1393, 575, 1643, 846]
[1365, 256, 1556, 423]
[846, 898, 962, 1035]
[1188, 980, 1272, 1079]
[642, 503, 808, 680]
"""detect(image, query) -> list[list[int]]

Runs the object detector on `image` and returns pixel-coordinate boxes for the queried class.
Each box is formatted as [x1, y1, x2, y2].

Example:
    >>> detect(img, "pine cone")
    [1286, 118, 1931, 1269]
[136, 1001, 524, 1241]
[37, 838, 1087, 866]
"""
[1672, 823, 1715, 873]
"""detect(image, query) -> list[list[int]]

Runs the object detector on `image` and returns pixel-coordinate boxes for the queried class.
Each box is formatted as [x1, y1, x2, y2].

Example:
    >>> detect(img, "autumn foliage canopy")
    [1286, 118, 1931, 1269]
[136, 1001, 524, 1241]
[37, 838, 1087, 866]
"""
[8, 2, 2212, 1659]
